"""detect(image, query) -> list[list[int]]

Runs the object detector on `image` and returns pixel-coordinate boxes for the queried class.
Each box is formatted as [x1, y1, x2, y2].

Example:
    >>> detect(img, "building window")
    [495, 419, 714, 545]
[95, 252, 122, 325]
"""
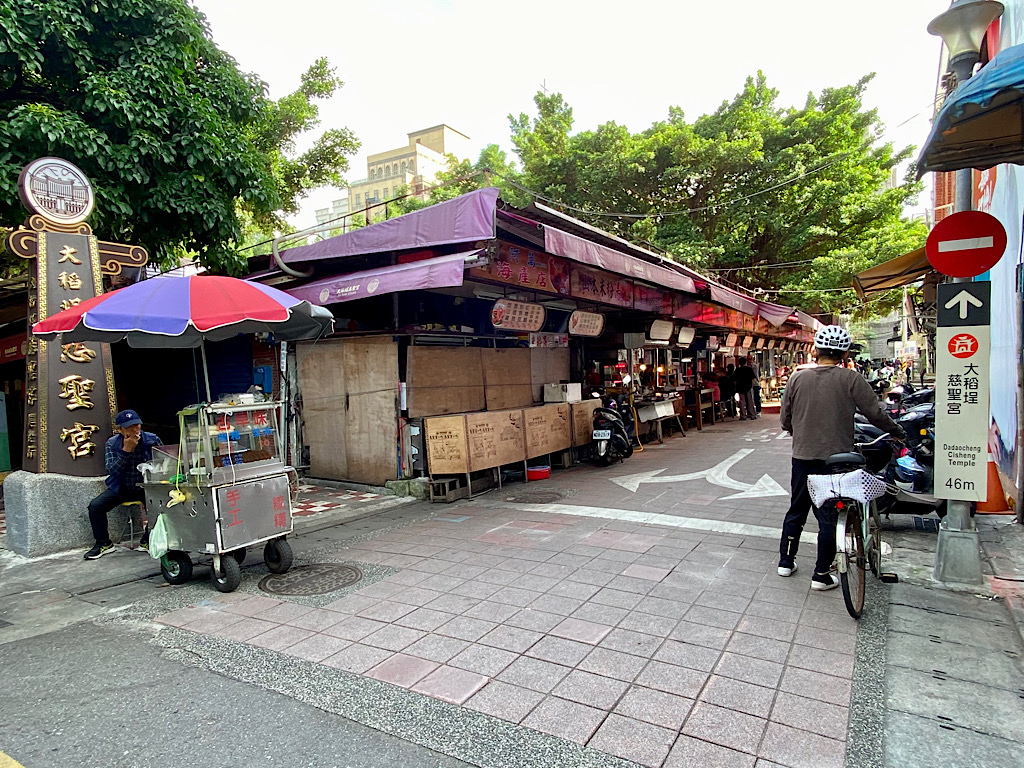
[383, 187, 389, 198]
[355, 193, 361, 205]
[393, 163, 398, 176]
[384, 165, 391, 178]
[374, 189, 379, 198]
[401, 161, 407, 175]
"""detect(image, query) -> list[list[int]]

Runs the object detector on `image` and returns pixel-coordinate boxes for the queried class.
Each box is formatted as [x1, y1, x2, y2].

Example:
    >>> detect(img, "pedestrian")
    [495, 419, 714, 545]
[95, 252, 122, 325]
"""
[778, 326, 905, 590]
[84, 409, 163, 560]
[750, 357, 763, 415]
[734, 357, 758, 420]
[719, 365, 737, 417]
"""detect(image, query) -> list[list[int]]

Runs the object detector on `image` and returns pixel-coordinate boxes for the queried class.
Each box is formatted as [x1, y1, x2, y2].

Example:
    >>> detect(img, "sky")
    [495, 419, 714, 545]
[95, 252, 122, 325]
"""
[192, 0, 945, 230]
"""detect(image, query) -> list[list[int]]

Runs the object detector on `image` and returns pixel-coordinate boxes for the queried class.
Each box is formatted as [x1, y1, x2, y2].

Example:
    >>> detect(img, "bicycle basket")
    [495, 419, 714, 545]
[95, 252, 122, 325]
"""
[807, 470, 887, 508]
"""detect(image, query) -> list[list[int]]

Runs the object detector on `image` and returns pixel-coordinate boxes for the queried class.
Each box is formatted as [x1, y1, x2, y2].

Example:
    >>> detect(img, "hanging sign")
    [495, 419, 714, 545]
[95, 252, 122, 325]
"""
[568, 310, 605, 337]
[725, 332, 739, 347]
[570, 264, 633, 308]
[756, 338, 766, 349]
[706, 335, 719, 351]
[767, 339, 777, 349]
[677, 327, 696, 346]
[490, 299, 545, 332]
[469, 242, 571, 295]
[648, 319, 675, 341]
[530, 332, 568, 348]
[934, 282, 990, 501]
[633, 284, 673, 314]
[742, 336, 754, 348]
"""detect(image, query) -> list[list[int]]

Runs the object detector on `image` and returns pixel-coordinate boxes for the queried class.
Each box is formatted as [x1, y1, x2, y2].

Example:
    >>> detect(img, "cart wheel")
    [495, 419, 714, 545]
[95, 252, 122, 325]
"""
[231, 548, 246, 565]
[160, 551, 193, 585]
[211, 554, 242, 593]
[264, 538, 294, 574]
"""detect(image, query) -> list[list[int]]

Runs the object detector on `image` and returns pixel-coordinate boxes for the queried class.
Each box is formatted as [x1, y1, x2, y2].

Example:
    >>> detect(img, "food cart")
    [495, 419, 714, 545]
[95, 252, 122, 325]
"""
[32, 274, 334, 592]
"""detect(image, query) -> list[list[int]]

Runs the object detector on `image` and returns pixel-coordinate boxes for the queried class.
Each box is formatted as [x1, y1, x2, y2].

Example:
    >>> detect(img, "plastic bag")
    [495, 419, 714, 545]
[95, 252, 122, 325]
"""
[148, 513, 170, 559]
[807, 469, 887, 508]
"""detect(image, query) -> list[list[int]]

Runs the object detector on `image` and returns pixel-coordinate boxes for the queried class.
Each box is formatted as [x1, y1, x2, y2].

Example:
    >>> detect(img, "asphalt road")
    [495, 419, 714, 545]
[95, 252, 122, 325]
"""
[0, 621, 470, 768]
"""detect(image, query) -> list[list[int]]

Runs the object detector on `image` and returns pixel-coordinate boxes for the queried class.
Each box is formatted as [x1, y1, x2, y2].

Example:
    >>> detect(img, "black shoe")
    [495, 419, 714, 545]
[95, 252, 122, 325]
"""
[777, 561, 797, 577]
[84, 542, 114, 560]
[811, 572, 840, 591]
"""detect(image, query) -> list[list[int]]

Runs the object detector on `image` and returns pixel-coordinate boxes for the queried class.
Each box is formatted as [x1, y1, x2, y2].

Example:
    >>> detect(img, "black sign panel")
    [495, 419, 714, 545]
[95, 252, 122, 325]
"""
[937, 281, 990, 327]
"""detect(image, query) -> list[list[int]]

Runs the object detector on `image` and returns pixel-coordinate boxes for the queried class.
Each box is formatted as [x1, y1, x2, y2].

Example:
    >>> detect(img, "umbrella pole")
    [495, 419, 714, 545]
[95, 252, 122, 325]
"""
[200, 341, 213, 403]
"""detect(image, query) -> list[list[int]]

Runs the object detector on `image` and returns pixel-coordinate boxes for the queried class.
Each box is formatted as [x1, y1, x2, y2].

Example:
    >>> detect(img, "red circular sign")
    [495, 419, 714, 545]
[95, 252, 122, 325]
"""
[948, 333, 979, 359]
[926, 211, 1007, 277]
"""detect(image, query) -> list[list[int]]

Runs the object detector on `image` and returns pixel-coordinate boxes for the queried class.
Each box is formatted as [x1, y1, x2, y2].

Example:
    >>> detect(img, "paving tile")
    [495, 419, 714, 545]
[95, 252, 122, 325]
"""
[285, 633, 353, 662]
[787, 646, 854, 678]
[694, 590, 751, 614]
[403, 633, 471, 663]
[621, 563, 671, 582]
[219, 595, 284, 616]
[779, 667, 852, 708]
[670, 620, 733, 649]
[572, 602, 630, 626]
[490, 586, 543, 607]
[715, 652, 785, 688]
[682, 702, 767, 754]
[797, 607, 857, 634]
[614, 684, 694, 729]
[496, 656, 572, 693]
[478, 623, 544, 653]
[746, 601, 803, 624]
[322, 616, 388, 642]
[599, 628, 664, 658]
[465, 680, 545, 723]
[417, 574, 467, 592]
[180, 610, 245, 633]
[436, 615, 497, 642]
[664, 734, 756, 768]
[448, 643, 518, 676]
[393, 607, 455, 632]
[355, 600, 417, 623]
[758, 722, 845, 768]
[212, 617, 279, 642]
[252, 602, 315, 624]
[528, 593, 584, 616]
[423, 594, 482, 615]
[753, 586, 807, 608]
[549, 617, 613, 645]
[285, 608, 347, 632]
[578, 647, 649, 682]
[511, 573, 561, 592]
[442, 563, 489, 580]
[154, 606, 217, 628]
[361, 624, 425, 652]
[322, 643, 392, 673]
[504, 609, 562, 633]
[322, 594, 379, 615]
[388, 586, 445, 607]
[477, 568, 521, 586]
[591, 588, 644, 610]
[736, 616, 798, 643]
[635, 595, 692, 620]
[552, 669, 629, 709]
[526, 635, 593, 666]
[699, 675, 776, 718]
[411, 664, 489, 704]
[793, 625, 857, 656]
[605, 575, 657, 595]
[588, 713, 676, 768]
[612, 533, 664, 553]
[248, 624, 315, 651]
[654, 640, 723, 672]
[770, 692, 849, 740]
[726, 632, 791, 664]
[521, 696, 606, 744]
[566, 569, 617, 587]
[684, 605, 742, 630]
[355, 580, 403, 599]
[636, 660, 709, 699]
[367, 652, 440, 688]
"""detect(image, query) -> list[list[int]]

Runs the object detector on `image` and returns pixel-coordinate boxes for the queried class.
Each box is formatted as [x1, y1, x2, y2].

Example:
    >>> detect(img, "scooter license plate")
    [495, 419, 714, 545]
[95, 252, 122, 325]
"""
[593, 429, 612, 440]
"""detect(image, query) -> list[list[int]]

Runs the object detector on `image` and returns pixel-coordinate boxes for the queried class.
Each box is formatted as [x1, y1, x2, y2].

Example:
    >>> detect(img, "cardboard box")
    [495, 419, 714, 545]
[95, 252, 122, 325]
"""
[543, 383, 582, 403]
[467, 409, 526, 471]
[525, 404, 572, 458]
[424, 415, 469, 475]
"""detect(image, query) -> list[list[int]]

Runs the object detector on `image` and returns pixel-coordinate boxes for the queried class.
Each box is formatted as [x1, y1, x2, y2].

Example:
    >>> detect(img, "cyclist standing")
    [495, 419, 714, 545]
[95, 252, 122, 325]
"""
[778, 326, 905, 590]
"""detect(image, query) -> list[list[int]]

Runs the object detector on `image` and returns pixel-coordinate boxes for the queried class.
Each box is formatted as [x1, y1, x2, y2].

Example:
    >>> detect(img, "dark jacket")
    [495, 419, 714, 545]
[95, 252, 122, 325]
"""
[734, 365, 757, 394]
[104, 432, 162, 493]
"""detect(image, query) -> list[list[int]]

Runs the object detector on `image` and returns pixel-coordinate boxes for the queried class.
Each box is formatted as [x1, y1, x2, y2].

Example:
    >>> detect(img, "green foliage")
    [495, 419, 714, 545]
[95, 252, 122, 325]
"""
[507, 75, 926, 316]
[0, 1, 356, 274]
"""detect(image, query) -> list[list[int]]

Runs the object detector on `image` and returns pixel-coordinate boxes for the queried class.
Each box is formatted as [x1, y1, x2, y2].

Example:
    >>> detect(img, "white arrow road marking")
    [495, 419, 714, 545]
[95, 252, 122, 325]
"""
[776, 431, 791, 440]
[944, 289, 983, 320]
[611, 448, 788, 499]
[937, 236, 994, 252]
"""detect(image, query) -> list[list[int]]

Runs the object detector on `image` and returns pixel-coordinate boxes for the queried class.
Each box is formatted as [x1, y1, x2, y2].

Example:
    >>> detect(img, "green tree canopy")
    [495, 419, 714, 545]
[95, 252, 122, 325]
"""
[0, 0, 357, 274]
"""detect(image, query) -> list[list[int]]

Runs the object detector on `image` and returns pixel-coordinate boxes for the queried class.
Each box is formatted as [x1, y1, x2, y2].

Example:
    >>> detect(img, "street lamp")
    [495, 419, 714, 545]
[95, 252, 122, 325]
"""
[926, 0, 1003, 584]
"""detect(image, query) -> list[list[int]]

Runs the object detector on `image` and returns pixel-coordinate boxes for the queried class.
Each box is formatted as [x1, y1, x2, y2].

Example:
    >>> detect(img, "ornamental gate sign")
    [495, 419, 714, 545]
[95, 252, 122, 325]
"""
[4, 158, 149, 475]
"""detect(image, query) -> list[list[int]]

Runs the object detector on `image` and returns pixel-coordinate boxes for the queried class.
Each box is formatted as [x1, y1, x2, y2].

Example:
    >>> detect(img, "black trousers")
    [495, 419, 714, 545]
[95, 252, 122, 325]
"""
[88, 486, 145, 544]
[779, 458, 837, 576]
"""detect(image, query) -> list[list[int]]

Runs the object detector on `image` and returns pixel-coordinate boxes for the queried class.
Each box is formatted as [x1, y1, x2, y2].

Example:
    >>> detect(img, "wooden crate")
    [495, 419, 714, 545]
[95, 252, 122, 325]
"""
[424, 415, 469, 475]
[525, 403, 572, 458]
[467, 409, 526, 472]
[571, 399, 602, 446]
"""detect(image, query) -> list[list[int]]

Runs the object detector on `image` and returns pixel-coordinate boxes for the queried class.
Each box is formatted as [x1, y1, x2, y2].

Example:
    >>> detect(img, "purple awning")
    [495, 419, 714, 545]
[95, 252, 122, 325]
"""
[285, 252, 478, 306]
[754, 300, 795, 328]
[279, 188, 499, 265]
[543, 227, 697, 295]
[795, 310, 823, 331]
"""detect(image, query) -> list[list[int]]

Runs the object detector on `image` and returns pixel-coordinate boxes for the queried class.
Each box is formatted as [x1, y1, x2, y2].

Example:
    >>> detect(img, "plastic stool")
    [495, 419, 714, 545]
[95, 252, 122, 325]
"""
[119, 500, 146, 550]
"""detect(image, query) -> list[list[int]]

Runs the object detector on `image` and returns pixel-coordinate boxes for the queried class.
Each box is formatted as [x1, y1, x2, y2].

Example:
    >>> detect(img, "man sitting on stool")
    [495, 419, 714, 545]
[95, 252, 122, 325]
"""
[84, 410, 162, 560]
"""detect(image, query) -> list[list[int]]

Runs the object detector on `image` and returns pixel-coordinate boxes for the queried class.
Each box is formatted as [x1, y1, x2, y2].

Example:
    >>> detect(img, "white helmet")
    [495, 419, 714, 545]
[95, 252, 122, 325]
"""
[814, 325, 852, 352]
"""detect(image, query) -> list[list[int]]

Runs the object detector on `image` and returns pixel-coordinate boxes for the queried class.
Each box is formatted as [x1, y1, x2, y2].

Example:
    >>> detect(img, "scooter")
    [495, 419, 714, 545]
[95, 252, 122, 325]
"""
[590, 393, 635, 466]
[854, 419, 946, 518]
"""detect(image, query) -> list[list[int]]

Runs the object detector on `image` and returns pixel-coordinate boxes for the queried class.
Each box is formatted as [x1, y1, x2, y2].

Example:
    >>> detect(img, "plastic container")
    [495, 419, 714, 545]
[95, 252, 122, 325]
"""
[526, 465, 551, 481]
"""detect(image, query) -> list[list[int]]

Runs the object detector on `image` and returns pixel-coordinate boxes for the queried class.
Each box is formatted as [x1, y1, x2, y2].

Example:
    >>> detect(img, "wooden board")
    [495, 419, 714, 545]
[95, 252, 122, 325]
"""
[407, 347, 485, 417]
[467, 409, 525, 471]
[530, 347, 571, 403]
[524, 403, 572, 458]
[483, 348, 533, 410]
[297, 340, 348, 480]
[571, 400, 602, 446]
[424, 415, 469, 475]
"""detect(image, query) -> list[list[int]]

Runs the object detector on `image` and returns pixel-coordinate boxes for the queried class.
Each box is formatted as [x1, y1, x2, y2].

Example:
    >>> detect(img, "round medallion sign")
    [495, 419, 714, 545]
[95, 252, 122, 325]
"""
[947, 333, 979, 359]
[18, 158, 95, 225]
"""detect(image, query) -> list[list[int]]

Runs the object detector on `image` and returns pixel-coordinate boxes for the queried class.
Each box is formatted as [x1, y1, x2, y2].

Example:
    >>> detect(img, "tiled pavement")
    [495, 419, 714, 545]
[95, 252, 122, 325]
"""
[157, 416, 857, 768]
[293, 484, 386, 517]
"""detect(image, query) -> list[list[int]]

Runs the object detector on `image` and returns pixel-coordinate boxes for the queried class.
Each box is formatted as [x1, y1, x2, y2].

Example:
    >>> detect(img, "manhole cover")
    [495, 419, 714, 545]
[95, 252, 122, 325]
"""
[502, 490, 565, 504]
[258, 563, 362, 596]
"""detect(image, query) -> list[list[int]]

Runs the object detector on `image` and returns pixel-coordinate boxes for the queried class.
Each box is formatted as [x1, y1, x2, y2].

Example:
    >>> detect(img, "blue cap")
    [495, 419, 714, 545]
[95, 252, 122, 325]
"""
[115, 409, 142, 428]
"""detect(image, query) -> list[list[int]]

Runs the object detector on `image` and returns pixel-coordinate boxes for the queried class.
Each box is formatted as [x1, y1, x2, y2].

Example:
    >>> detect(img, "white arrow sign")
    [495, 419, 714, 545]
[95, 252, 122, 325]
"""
[611, 448, 787, 500]
[943, 289, 984, 320]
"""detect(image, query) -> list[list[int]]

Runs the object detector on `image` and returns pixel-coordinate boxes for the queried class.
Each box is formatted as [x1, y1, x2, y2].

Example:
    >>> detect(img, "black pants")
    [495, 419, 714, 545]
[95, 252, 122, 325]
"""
[88, 486, 145, 544]
[779, 458, 837, 576]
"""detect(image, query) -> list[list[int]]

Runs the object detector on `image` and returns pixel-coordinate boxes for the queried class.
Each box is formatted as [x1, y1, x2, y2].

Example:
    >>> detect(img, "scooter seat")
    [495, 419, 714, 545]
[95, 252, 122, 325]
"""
[826, 452, 866, 468]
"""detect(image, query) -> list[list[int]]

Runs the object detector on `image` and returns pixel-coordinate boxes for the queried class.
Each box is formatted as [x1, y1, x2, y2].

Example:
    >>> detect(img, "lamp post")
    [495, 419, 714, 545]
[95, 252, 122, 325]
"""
[927, 0, 1003, 584]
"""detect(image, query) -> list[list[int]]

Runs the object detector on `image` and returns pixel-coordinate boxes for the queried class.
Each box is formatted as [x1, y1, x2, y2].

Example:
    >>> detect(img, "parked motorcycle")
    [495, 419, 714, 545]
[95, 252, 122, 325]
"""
[854, 413, 946, 518]
[590, 393, 635, 466]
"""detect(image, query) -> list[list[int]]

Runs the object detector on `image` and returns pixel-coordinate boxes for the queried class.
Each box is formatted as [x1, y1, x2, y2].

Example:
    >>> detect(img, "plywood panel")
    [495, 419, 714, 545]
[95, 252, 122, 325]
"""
[485, 385, 534, 410]
[467, 409, 525, 471]
[483, 348, 533, 410]
[530, 347, 571, 403]
[407, 347, 485, 417]
[297, 340, 348, 479]
[424, 415, 469, 475]
[571, 400, 602, 446]
[343, 338, 399, 485]
[524, 404, 572, 458]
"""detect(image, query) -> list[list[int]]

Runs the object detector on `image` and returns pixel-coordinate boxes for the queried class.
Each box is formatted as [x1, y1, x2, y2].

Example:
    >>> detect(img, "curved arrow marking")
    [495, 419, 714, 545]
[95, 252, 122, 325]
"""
[611, 448, 787, 499]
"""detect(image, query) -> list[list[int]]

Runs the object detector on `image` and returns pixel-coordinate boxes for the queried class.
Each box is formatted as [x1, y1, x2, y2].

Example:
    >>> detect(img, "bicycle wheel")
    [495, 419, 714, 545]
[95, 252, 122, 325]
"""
[866, 500, 882, 577]
[837, 504, 866, 619]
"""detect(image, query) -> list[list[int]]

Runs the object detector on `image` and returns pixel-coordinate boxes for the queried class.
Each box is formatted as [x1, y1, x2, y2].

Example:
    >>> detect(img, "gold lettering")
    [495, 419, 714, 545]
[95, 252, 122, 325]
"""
[26, 361, 37, 381]
[59, 422, 99, 458]
[59, 298, 82, 311]
[26, 413, 36, 428]
[28, 295, 37, 308]
[26, 338, 37, 355]
[58, 374, 95, 410]
[60, 342, 95, 363]
[58, 271, 83, 290]
[26, 387, 37, 406]
[58, 245, 82, 265]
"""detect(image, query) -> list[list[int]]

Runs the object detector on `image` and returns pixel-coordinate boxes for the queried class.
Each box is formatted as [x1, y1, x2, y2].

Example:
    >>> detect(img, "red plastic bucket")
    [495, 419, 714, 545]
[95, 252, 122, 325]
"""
[526, 466, 551, 481]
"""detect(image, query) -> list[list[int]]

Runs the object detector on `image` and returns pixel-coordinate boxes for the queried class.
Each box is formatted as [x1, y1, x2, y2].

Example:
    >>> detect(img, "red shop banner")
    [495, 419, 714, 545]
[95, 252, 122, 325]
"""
[570, 264, 633, 308]
[673, 297, 746, 330]
[468, 242, 570, 296]
[633, 283, 673, 314]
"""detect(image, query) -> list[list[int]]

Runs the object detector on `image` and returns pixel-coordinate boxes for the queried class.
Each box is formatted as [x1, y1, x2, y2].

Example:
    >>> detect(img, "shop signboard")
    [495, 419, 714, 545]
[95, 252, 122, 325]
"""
[0, 331, 27, 363]
[529, 332, 568, 348]
[677, 327, 696, 346]
[725, 332, 739, 347]
[742, 336, 754, 348]
[706, 335, 719, 350]
[767, 339, 777, 349]
[934, 282, 990, 502]
[568, 310, 605, 337]
[648, 319, 675, 341]
[469, 242, 570, 295]
[673, 297, 745, 330]
[570, 264, 633, 308]
[756, 338, 766, 349]
[633, 283, 673, 314]
[491, 299, 545, 332]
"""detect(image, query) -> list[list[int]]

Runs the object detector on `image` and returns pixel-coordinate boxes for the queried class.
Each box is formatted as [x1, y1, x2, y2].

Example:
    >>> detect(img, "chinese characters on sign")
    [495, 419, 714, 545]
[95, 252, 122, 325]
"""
[529, 332, 568, 348]
[468, 242, 570, 295]
[568, 310, 605, 337]
[490, 299, 546, 332]
[570, 264, 633, 308]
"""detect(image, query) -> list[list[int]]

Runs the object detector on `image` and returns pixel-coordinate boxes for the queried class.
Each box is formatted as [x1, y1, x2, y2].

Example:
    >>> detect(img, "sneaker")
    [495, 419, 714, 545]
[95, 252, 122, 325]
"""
[138, 540, 149, 552]
[778, 562, 798, 577]
[84, 542, 114, 560]
[811, 573, 840, 591]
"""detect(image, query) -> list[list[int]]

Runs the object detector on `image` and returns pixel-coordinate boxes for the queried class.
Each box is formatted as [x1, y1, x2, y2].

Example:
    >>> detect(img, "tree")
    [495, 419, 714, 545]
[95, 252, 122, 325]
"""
[508, 75, 925, 316]
[0, 0, 357, 274]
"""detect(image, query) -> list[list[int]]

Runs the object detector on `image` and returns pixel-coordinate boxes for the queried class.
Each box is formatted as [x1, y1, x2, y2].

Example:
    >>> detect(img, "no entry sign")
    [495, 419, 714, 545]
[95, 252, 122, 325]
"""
[926, 211, 1007, 278]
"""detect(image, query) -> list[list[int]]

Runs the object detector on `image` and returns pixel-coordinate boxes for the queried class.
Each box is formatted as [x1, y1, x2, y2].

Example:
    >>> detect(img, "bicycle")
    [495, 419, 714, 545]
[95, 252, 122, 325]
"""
[808, 433, 900, 619]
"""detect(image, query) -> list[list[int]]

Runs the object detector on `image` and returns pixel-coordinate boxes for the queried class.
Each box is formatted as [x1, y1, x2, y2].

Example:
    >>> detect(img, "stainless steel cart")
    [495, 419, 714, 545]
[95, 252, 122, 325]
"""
[143, 400, 296, 592]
